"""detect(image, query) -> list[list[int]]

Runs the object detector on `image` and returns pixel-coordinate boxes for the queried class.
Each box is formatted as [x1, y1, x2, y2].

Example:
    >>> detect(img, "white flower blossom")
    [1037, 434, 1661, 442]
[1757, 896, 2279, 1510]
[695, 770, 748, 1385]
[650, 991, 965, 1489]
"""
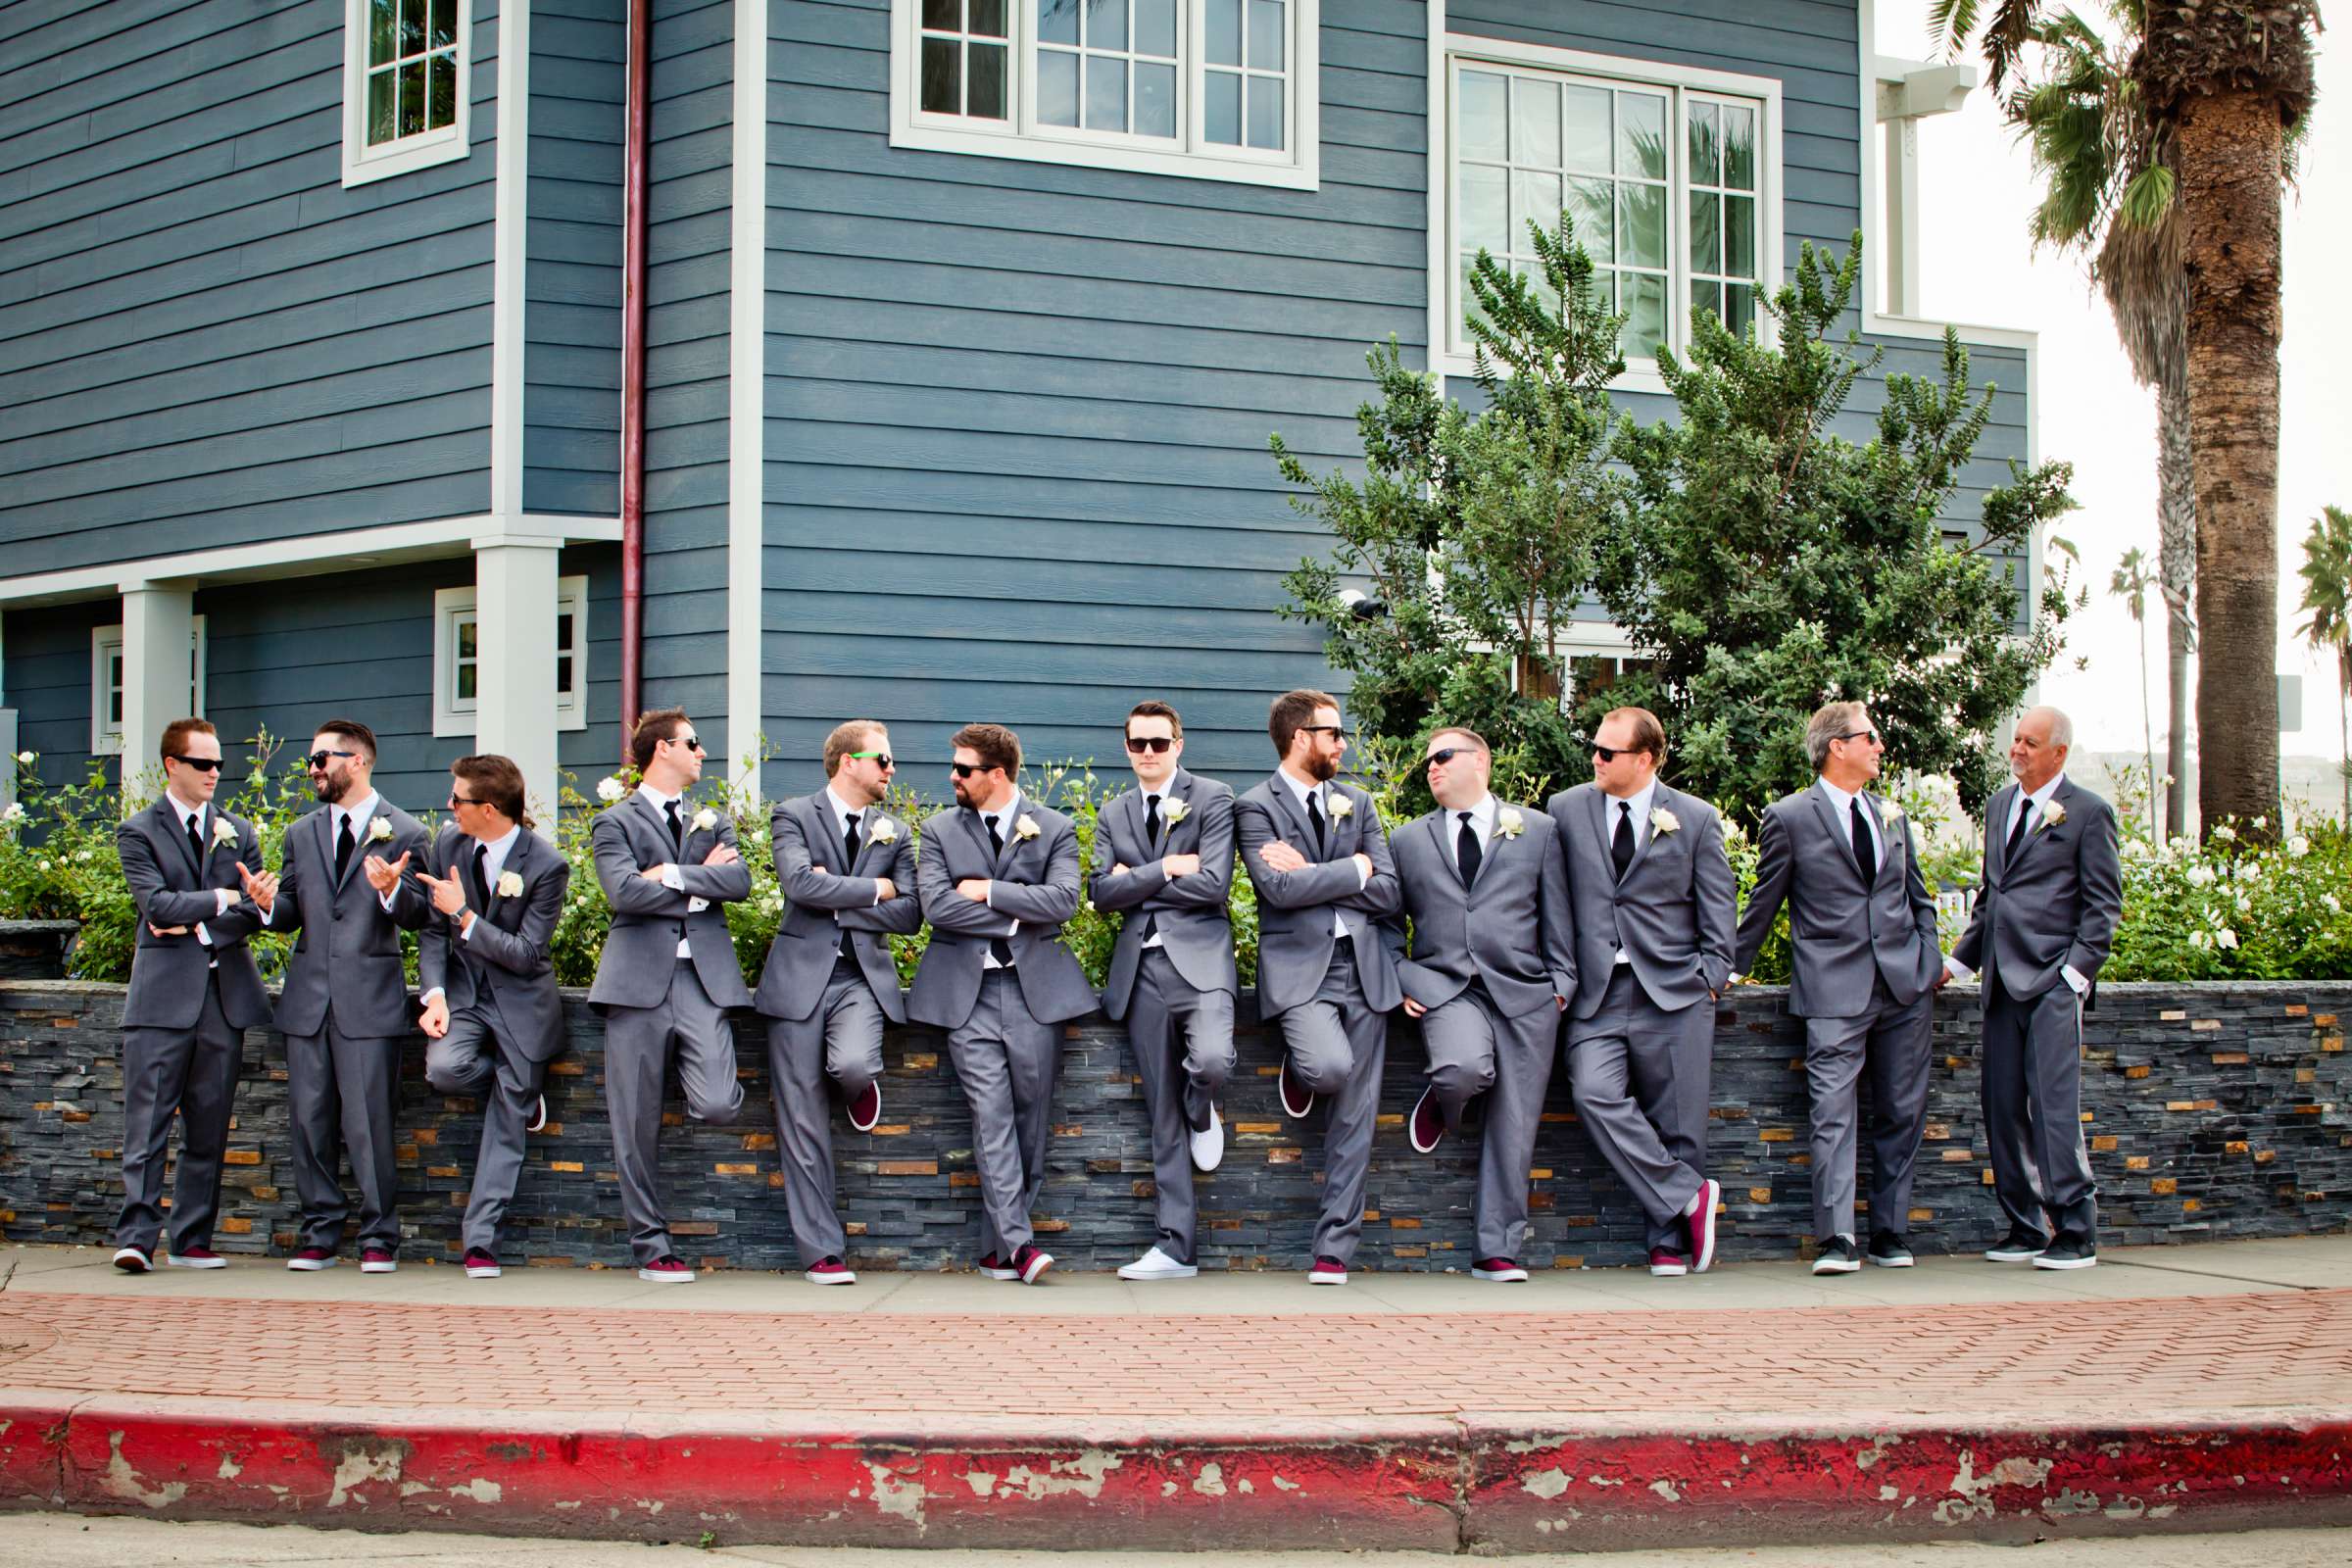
[0, 802, 23, 825]
[2212, 823, 2237, 843]
[1496, 806, 1526, 839]
[2216, 928, 2240, 951]
[866, 816, 899, 845]
[13, 751, 30, 765]
[367, 816, 393, 843]
[1327, 795, 1353, 820]
[596, 776, 626, 804]
[2325, 894, 2343, 914]
[2186, 863, 2216, 887]
[1014, 813, 1041, 841]
[1651, 807, 1682, 836]
[497, 870, 524, 899]
[1162, 798, 1191, 825]
[2188, 930, 2212, 951]
[2289, 835, 2311, 858]
[212, 816, 238, 846]
[2252, 816, 2268, 831]
[2235, 860, 2261, 883]
[692, 808, 718, 833]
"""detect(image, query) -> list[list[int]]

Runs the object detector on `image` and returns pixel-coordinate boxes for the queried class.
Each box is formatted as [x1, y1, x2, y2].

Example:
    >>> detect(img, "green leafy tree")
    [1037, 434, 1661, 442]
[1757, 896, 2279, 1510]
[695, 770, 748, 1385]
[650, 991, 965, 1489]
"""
[1272, 215, 1632, 811]
[1593, 235, 2082, 823]
[2296, 505, 2352, 824]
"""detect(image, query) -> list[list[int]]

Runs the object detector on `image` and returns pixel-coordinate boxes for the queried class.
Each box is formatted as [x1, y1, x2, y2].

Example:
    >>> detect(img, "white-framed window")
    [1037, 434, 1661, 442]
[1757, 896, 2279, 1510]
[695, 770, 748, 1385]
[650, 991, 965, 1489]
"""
[92, 618, 208, 757]
[342, 0, 472, 188]
[1437, 39, 1782, 384]
[890, 0, 1320, 190]
[432, 577, 590, 737]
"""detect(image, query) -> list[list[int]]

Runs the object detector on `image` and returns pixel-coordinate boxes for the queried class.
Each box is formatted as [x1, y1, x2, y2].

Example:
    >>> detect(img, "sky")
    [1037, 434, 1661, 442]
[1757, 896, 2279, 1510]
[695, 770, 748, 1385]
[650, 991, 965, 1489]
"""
[1874, 8, 2348, 764]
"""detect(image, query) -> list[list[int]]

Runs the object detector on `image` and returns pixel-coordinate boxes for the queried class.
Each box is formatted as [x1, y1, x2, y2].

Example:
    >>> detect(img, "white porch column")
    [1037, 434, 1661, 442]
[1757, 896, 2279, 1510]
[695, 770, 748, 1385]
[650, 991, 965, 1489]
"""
[119, 583, 195, 805]
[471, 540, 562, 834]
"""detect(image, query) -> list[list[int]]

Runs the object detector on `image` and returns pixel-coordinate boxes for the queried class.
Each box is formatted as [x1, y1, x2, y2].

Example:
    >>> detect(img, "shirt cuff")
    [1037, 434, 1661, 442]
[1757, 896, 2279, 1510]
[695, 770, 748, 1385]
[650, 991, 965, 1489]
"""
[687, 896, 710, 913]
[1353, 857, 1371, 889]
[1944, 956, 1977, 983]
[195, 922, 213, 948]
[661, 864, 684, 893]
[377, 890, 398, 914]
[461, 914, 476, 943]
[420, 987, 445, 1006]
[2062, 963, 2088, 995]
[215, 887, 234, 916]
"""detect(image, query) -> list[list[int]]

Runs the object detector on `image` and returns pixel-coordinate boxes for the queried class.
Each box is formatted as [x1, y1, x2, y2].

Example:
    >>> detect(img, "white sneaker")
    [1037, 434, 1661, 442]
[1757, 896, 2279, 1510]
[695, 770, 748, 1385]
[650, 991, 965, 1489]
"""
[1189, 1104, 1224, 1172]
[1118, 1246, 1199, 1281]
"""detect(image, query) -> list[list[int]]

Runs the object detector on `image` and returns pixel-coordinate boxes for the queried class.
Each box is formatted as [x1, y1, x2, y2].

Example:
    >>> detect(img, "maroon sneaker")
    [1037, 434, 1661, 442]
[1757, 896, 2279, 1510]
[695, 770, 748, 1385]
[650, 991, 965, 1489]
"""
[1306, 1254, 1348, 1286]
[1013, 1244, 1054, 1285]
[1648, 1247, 1689, 1278]
[1408, 1084, 1446, 1153]
[111, 1245, 152, 1274]
[1471, 1256, 1528, 1282]
[464, 1248, 503, 1280]
[166, 1246, 226, 1270]
[638, 1254, 696, 1284]
[285, 1247, 337, 1272]
[360, 1247, 399, 1274]
[847, 1080, 882, 1134]
[977, 1251, 1020, 1281]
[526, 1094, 549, 1134]
[1685, 1178, 1721, 1274]
[1279, 1055, 1315, 1119]
[805, 1255, 857, 1286]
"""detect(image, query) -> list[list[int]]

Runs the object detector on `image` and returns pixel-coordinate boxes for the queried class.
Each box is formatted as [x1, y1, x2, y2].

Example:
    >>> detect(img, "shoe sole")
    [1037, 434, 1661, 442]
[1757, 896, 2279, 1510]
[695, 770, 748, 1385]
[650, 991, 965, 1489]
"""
[466, 1265, 503, 1280]
[1408, 1089, 1445, 1154]
[1279, 1069, 1313, 1120]
[848, 1088, 882, 1134]
[1868, 1254, 1916, 1268]
[1985, 1249, 2045, 1262]
[165, 1255, 227, 1270]
[1812, 1259, 1862, 1275]
[2033, 1254, 2098, 1270]
[1472, 1269, 1529, 1283]
[805, 1271, 858, 1286]
[526, 1098, 549, 1134]
[1118, 1265, 1200, 1280]
[360, 1260, 399, 1274]
[285, 1258, 337, 1271]
[1019, 1253, 1054, 1285]
[1305, 1271, 1348, 1286]
[638, 1268, 697, 1283]
[1648, 1263, 1688, 1278]
[980, 1267, 1020, 1281]
[111, 1250, 151, 1274]
[1191, 1116, 1224, 1172]
[1689, 1179, 1721, 1274]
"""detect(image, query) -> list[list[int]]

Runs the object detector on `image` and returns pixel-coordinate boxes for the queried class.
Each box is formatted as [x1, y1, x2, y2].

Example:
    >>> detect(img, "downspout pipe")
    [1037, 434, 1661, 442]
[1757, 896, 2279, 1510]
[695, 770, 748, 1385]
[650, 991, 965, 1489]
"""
[618, 0, 650, 753]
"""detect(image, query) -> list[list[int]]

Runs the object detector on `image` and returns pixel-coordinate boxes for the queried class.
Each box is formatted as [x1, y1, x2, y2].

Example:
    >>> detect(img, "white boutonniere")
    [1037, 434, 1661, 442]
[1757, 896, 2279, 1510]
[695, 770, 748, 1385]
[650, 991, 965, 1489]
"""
[1650, 807, 1681, 836]
[496, 869, 524, 899]
[692, 808, 718, 833]
[1327, 794, 1353, 820]
[212, 816, 239, 847]
[1014, 814, 1041, 841]
[1496, 807, 1526, 839]
[2039, 802, 2067, 829]
[596, 775, 626, 804]
[866, 816, 898, 845]
[1162, 798, 1191, 825]
[367, 816, 394, 844]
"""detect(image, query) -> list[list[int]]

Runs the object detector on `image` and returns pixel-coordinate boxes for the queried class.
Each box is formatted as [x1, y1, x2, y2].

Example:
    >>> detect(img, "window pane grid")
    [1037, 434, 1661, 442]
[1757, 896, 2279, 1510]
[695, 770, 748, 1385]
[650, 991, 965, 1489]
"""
[919, 0, 1010, 121]
[1039, 0, 1179, 140]
[1686, 94, 1760, 336]
[364, 0, 459, 148]
[1205, 0, 1287, 150]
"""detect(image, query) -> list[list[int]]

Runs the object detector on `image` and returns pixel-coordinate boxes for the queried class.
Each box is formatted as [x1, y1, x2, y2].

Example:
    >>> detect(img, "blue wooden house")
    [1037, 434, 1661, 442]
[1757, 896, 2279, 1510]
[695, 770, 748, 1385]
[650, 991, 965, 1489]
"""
[0, 0, 2029, 811]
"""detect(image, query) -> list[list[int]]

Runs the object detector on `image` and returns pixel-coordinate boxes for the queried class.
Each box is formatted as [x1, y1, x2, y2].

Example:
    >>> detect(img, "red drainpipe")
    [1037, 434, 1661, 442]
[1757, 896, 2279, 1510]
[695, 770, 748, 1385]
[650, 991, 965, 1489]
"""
[618, 0, 650, 753]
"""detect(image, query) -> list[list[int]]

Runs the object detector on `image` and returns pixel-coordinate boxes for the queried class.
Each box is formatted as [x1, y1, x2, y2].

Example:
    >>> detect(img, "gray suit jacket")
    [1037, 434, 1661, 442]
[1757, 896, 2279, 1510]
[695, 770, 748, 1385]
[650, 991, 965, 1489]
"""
[266, 799, 432, 1038]
[417, 823, 570, 1062]
[909, 799, 1096, 1028]
[1234, 775, 1402, 1018]
[1733, 783, 1943, 1018]
[586, 790, 754, 1011]
[118, 798, 270, 1032]
[1090, 769, 1239, 1019]
[1952, 776, 2124, 1004]
[755, 792, 921, 1024]
[1546, 781, 1736, 1018]
[1387, 802, 1577, 1019]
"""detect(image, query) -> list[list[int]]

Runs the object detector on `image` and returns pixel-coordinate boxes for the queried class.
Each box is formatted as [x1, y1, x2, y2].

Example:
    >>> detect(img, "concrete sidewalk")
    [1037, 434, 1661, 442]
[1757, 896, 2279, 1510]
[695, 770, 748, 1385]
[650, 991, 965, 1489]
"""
[2, 1236, 2348, 1552]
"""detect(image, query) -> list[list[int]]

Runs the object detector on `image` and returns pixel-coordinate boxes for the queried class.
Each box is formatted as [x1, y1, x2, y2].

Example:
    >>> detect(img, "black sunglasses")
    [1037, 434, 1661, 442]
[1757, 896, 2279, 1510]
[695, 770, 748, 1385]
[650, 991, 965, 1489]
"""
[169, 755, 224, 772]
[449, 792, 481, 807]
[1838, 729, 1882, 747]
[847, 750, 894, 769]
[1590, 743, 1624, 762]
[304, 749, 359, 769]
[1424, 747, 1480, 767]
[669, 734, 706, 753]
[1299, 724, 1350, 741]
[950, 761, 994, 778]
[1125, 736, 1174, 754]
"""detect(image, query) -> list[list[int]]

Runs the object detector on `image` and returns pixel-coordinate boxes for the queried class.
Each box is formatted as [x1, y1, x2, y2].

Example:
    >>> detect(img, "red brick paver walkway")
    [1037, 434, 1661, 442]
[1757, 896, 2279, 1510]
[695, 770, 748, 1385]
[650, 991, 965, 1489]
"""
[5, 1288, 2347, 1425]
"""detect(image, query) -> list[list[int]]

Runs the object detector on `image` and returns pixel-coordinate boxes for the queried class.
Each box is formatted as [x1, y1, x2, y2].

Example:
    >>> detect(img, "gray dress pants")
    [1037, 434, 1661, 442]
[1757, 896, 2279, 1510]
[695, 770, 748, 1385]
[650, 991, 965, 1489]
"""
[1426, 984, 1566, 1262]
[285, 1016, 405, 1253]
[1274, 946, 1390, 1266]
[1801, 976, 1934, 1243]
[1982, 974, 2099, 1241]
[602, 958, 746, 1265]
[424, 1003, 550, 1255]
[115, 970, 243, 1254]
[1125, 947, 1236, 1262]
[947, 970, 1062, 1260]
[764, 957, 887, 1265]
[1568, 966, 1711, 1252]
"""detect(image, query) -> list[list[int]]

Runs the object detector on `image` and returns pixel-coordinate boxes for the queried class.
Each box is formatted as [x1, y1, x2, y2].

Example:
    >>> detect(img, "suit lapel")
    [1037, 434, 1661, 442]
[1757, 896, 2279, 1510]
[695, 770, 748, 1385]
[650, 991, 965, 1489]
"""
[1585, 785, 1610, 865]
[1267, 776, 1316, 856]
[2009, 779, 2071, 872]
[1427, 810, 1466, 891]
[1621, 786, 1669, 883]
[1987, 783, 2021, 882]
[331, 802, 380, 895]
[1866, 793, 1900, 892]
[155, 801, 202, 883]
[993, 801, 1027, 875]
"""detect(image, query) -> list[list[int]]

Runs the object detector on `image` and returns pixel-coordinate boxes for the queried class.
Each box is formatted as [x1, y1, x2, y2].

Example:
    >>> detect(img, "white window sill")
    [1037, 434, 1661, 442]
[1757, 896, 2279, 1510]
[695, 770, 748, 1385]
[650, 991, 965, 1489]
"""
[1434, 351, 1671, 398]
[891, 120, 1318, 191]
[343, 131, 470, 189]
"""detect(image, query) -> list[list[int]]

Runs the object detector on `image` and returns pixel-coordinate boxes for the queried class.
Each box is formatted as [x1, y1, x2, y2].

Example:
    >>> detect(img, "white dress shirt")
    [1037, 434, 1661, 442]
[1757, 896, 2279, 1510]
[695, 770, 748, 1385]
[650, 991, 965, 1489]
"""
[1945, 771, 2084, 994]
[328, 789, 406, 919]
[1600, 777, 1659, 965]
[635, 783, 705, 957]
[1280, 768, 1367, 939]
[1140, 782, 1179, 950]
[1815, 776, 1883, 872]
[1447, 794, 1497, 857]
[822, 784, 885, 912]
[421, 822, 523, 1004]
[167, 788, 229, 959]
[978, 791, 1025, 967]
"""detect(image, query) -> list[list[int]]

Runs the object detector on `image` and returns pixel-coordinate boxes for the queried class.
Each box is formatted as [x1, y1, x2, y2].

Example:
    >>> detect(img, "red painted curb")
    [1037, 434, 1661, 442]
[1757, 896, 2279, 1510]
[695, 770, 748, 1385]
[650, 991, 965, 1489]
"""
[3, 1401, 2349, 1551]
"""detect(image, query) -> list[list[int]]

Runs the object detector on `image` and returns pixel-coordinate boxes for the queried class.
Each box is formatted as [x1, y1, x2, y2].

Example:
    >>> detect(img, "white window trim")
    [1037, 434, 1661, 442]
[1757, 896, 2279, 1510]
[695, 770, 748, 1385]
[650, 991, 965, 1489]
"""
[433, 576, 589, 738]
[887, 0, 1320, 190]
[93, 618, 207, 757]
[342, 0, 474, 188]
[1428, 29, 1785, 395]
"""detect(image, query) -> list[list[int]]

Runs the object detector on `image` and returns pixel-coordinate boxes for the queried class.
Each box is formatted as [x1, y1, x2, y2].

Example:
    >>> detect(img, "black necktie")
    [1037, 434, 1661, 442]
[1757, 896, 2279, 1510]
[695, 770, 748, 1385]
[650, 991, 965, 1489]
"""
[333, 813, 355, 883]
[1611, 801, 1635, 882]
[984, 813, 1013, 966]
[1457, 810, 1482, 885]
[1306, 790, 1327, 856]
[1140, 795, 1163, 945]
[187, 812, 207, 870]
[1850, 799, 1874, 882]
[663, 799, 683, 856]
[2004, 798, 2032, 864]
[840, 812, 861, 958]
[470, 844, 490, 910]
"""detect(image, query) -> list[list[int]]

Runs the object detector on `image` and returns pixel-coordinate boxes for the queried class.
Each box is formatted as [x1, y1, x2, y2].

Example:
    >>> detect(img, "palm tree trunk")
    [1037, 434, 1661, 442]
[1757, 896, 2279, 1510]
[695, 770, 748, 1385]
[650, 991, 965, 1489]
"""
[2177, 89, 2284, 839]
[2138, 615, 2157, 839]
[2340, 649, 2350, 825]
[2157, 373, 2195, 839]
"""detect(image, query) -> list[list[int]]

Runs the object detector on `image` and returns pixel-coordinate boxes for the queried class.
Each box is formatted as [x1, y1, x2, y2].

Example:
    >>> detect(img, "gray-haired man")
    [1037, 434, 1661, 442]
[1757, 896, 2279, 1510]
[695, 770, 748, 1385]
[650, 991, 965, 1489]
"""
[1734, 702, 1945, 1275]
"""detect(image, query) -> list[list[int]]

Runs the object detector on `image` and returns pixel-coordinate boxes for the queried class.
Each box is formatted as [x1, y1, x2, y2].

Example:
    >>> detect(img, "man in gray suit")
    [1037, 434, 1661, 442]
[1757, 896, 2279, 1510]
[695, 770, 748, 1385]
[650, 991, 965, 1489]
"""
[1947, 706, 2123, 1270]
[755, 719, 921, 1286]
[1734, 702, 1945, 1275]
[1546, 707, 1732, 1278]
[588, 708, 753, 1283]
[250, 718, 431, 1273]
[1387, 728, 1576, 1283]
[1091, 700, 1238, 1282]
[911, 722, 1095, 1285]
[110, 718, 271, 1273]
[414, 754, 569, 1281]
[1236, 689, 1402, 1286]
